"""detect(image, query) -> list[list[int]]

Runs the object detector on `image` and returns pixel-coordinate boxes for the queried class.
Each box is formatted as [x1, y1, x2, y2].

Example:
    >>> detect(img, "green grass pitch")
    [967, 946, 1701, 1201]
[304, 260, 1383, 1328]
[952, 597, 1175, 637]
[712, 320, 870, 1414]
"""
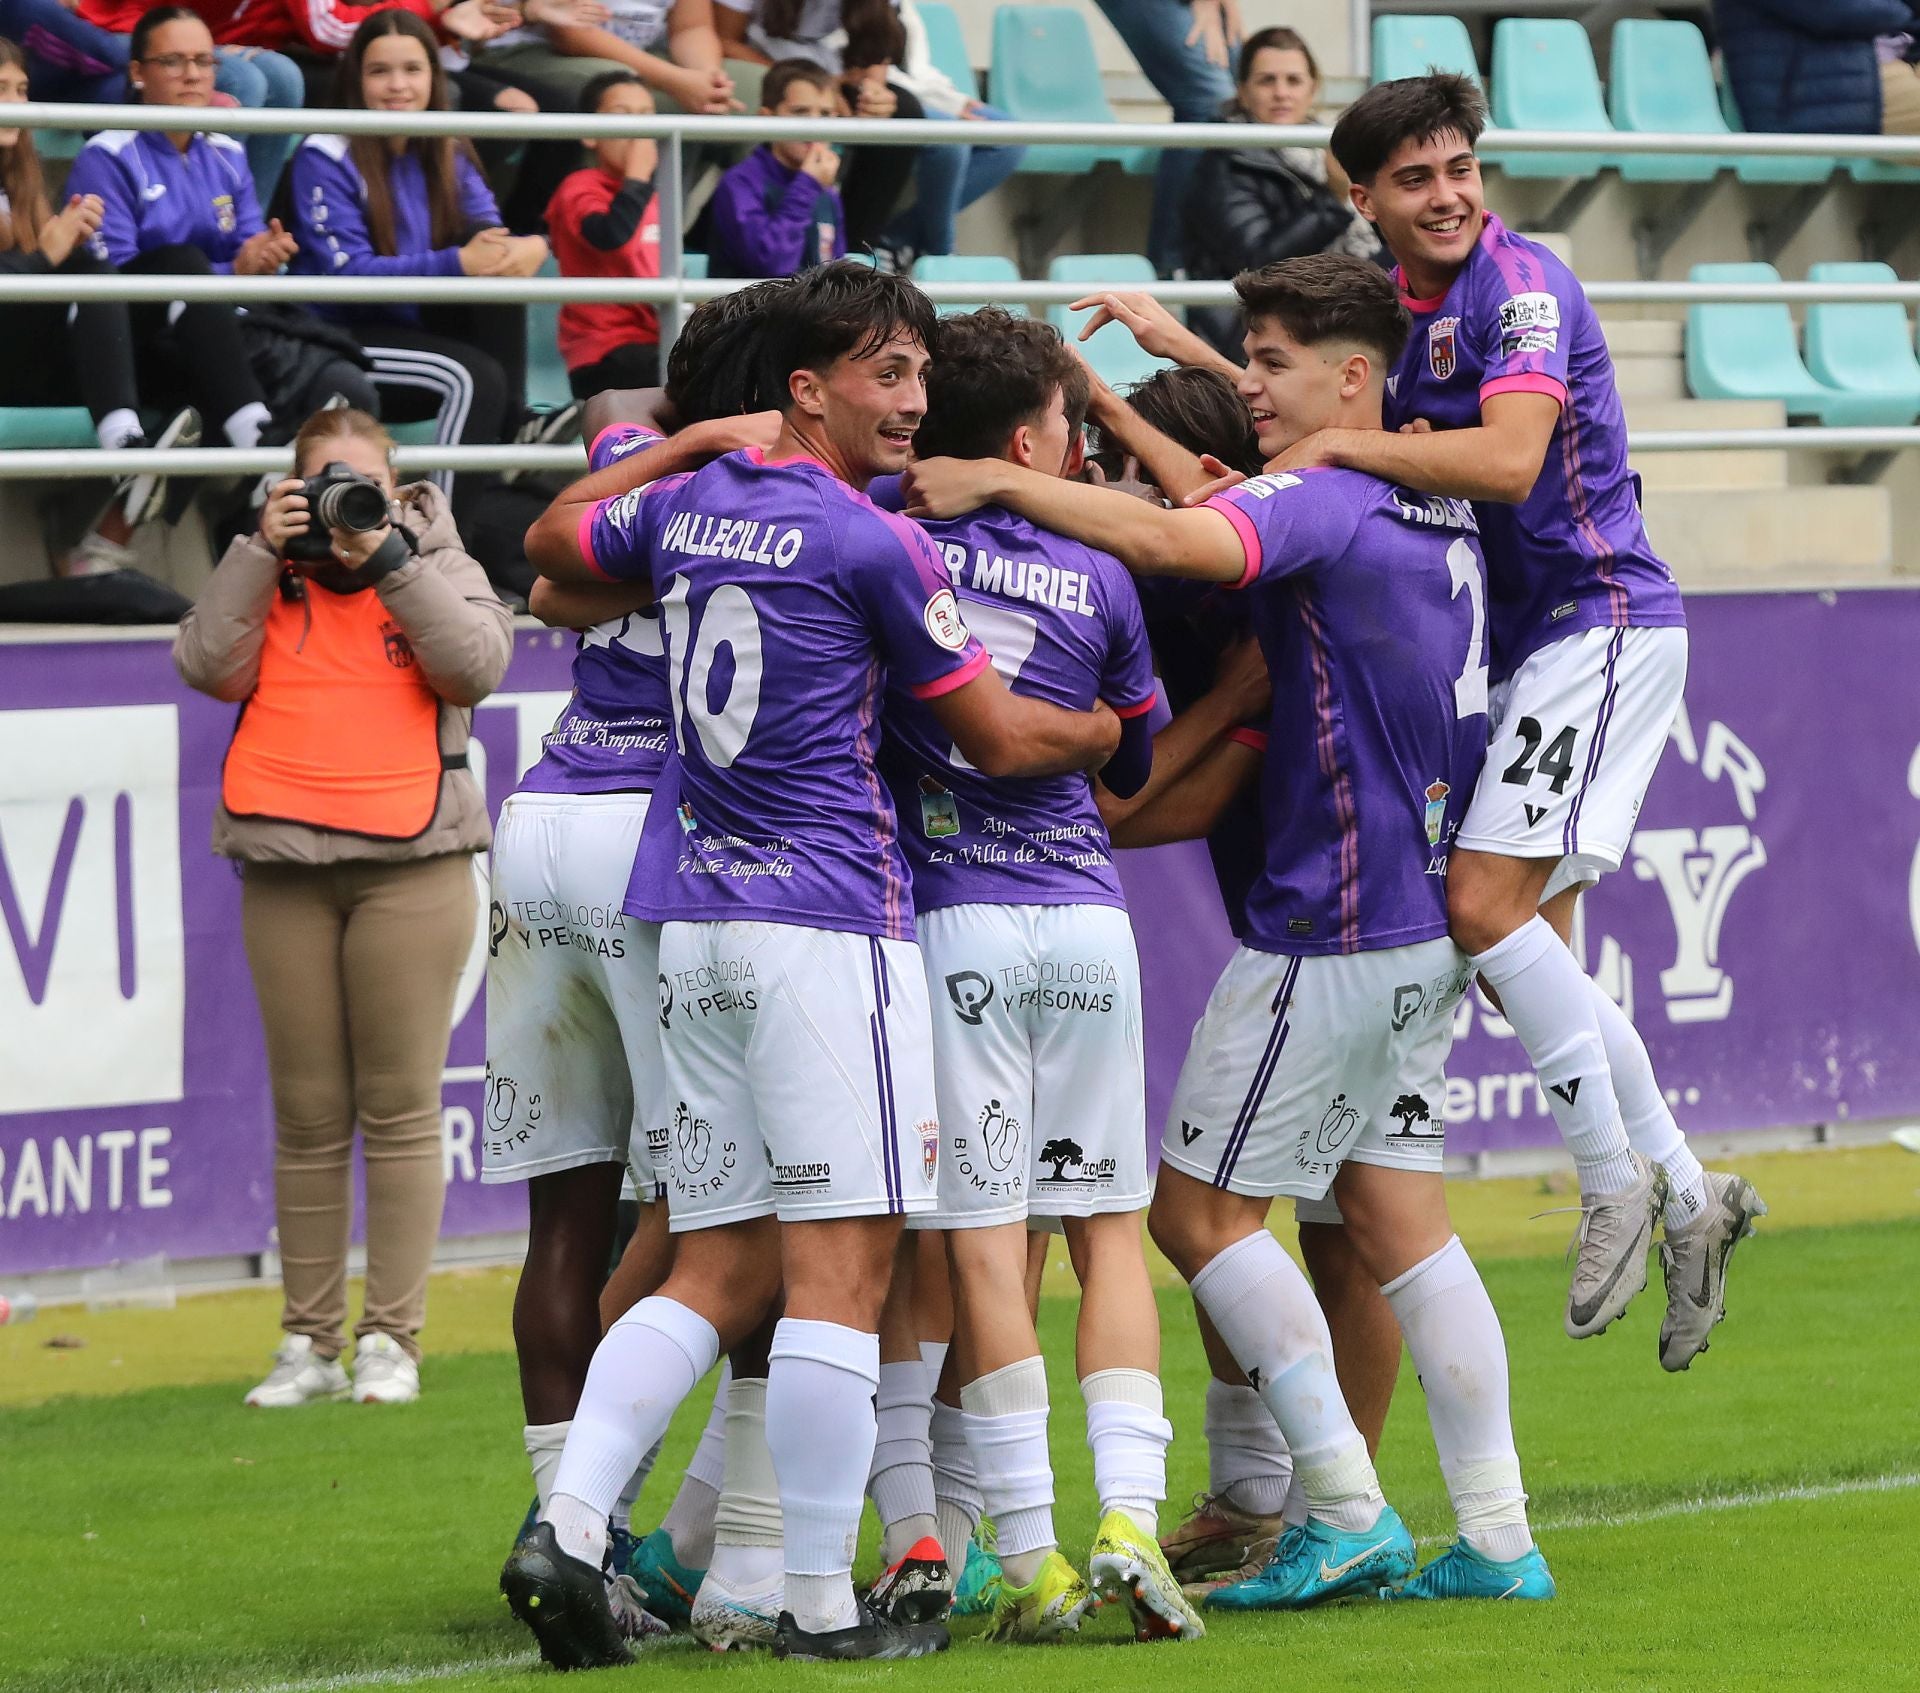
[3, 1171, 1917, 1692]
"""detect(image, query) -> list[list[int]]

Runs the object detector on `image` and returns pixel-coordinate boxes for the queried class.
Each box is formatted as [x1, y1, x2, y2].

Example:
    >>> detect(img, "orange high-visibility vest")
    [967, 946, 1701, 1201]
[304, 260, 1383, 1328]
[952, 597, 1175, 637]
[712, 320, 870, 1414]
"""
[222, 579, 446, 839]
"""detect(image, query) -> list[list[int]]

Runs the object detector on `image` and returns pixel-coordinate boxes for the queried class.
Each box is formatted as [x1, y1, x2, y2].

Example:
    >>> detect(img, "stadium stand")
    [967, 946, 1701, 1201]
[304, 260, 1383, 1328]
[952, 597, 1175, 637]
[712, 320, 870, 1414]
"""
[1487, 18, 1616, 181]
[989, 5, 1153, 176]
[1804, 261, 1920, 427]
[916, 0, 980, 104]
[1685, 261, 1874, 425]
[912, 250, 1026, 313]
[1044, 251, 1170, 388]
[1369, 12, 1480, 87]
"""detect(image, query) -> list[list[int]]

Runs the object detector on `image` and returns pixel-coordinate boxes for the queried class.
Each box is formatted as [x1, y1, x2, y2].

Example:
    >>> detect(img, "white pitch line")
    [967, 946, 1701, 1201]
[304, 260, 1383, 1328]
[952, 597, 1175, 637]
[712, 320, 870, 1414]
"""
[210, 1473, 1920, 1693]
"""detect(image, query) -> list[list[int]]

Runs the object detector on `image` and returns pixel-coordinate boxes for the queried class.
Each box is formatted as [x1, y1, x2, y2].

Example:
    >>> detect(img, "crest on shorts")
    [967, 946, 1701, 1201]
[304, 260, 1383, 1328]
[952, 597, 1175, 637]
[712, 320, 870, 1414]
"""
[919, 1119, 940, 1181]
[1423, 779, 1451, 846]
[1427, 316, 1460, 381]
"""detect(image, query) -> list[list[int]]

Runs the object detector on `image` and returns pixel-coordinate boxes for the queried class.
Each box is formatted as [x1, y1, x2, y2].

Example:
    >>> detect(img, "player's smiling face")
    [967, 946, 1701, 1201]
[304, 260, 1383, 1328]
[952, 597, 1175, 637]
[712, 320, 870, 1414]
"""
[1238, 317, 1350, 457]
[1351, 130, 1484, 290]
[808, 328, 930, 481]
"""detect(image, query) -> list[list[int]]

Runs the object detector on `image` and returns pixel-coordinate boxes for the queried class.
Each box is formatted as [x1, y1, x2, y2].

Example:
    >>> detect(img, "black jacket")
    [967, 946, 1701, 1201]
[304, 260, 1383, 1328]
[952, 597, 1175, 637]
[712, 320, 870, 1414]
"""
[1715, 0, 1916, 135]
[1182, 111, 1365, 281]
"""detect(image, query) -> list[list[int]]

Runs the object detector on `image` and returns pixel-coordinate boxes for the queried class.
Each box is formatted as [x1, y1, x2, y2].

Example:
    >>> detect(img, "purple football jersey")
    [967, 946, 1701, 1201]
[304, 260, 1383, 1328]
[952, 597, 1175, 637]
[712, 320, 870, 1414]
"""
[1382, 214, 1684, 682]
[518, 425, 673, 795]
[582, 447, 991, 941]
[880, 504, 1157, 913]
[1204, 466, 1490, 956]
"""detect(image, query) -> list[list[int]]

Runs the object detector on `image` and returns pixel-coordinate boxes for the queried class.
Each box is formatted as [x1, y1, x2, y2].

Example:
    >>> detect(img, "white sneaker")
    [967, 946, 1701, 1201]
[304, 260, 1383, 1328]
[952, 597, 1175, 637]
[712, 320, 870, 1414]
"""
[690, 1564, 784, 1652]
[243, 1334, 350, 1408]
[350, 1333, 421, 1404]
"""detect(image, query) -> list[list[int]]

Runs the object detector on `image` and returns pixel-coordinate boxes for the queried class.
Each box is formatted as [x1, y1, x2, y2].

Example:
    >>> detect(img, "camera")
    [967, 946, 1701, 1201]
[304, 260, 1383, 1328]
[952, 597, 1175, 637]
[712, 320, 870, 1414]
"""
[283, 461, 392, 562]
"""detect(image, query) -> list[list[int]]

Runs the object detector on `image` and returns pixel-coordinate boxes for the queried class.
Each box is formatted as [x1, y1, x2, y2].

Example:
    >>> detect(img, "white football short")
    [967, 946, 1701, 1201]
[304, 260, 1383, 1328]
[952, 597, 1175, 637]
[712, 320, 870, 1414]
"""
[483, 791, 666, 1196]
[1161, 938, 1464, 1201]
[1456, 625, 1688, 903]
[656, 920, 940, 1231]
[916, 901, 1147, 1229]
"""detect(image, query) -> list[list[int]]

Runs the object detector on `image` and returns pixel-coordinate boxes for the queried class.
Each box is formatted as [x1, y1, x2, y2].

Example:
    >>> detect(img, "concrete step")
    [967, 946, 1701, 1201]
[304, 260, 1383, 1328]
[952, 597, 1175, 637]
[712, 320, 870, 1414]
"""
[1601, 317, 1684, 358]
[1627, 397, 1792, 491]
[1643, 485, 1892, 585]
[1611, 354, 1688, 401]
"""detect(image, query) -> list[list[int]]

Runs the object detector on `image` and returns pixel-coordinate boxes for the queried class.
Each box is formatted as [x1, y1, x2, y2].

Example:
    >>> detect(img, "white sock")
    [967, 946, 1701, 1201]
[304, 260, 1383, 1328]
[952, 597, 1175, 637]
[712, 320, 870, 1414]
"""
[1204, 1378, 1293, 1516]
[97, 408, 142, 451]
[767, 1318, 879, 1634]
[711, 1374, 783, 1592]
[930, 1399, 982, 1564]
[919, 1339, 950, 1387]
[960, 1356, 1055, 1586]
[1589, 984, 1710, 1226]
[524, 1420, 570, 1513]
[1382, 1237, 1533, 1563]
[1191, 1232, 1385, 1534]
[1281, 1472, 1310, 1527]
[1473, 918, 1637, 1197]
[610, 1442, 658, 1538]
[870, 1356, 940, 1564]
[661, 1362, 730, 1568]
[223, 401, 272, 450]
[1081, 1368, 1170, 1534]
[543, 1296, 718, 1569]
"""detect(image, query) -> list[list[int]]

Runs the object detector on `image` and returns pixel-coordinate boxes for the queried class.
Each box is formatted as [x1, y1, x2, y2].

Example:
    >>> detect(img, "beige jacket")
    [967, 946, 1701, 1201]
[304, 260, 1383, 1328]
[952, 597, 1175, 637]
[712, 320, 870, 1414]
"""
[173, 481, 514, 867]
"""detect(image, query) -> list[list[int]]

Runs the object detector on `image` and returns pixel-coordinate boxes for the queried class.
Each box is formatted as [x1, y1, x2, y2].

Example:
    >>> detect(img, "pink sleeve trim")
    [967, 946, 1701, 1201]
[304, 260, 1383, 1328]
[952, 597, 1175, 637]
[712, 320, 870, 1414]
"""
[588, 422, 660, 465]
[1202, 496, 1262, 590]
[1481, 373, 1567, 407]
[1108, 690, 1158, 720]
[909, 646, 991, 700]
[578, 504, 612, 580]
[1227, 727, 1268, 752]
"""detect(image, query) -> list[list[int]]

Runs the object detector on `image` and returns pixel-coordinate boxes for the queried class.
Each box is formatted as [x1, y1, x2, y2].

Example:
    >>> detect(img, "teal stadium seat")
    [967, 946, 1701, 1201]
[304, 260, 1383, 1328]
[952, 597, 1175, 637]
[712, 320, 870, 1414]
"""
[680, 251, 710, 278]
[1045, 253, 1169, 389]
[1715, 76, 1834, 185]
[912, 253, 1025, 315]
[1489, 19, 1616, 180]
[526, 256, 572, 412]
[1608, 20, 1731, 183]
[1684, 262, 1869, 426]
[1803, 261, 1920, 427]
[916, 1, 979, 103]
[0, 407, 95, 448]
[1370, 14, 1480, 85]
[989, 6, 1152, 176]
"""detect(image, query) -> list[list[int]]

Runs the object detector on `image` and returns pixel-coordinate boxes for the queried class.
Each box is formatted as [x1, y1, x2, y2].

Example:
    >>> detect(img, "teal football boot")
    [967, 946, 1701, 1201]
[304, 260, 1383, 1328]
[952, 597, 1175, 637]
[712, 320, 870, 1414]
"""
[1388, 1541, 1555, 1601]
[1203, 1508, 1415, 1611]
[626, 1526, 705, 1628]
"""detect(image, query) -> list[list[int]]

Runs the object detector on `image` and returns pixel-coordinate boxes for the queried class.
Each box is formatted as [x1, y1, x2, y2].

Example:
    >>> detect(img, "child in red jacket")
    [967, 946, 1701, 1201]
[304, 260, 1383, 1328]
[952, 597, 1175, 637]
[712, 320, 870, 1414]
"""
[545, 70, 663, 398]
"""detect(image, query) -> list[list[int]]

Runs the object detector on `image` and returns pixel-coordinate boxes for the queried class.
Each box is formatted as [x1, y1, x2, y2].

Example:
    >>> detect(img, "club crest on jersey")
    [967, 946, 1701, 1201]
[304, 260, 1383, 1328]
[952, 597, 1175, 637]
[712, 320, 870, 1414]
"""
[1428, 316, 1461, 381]
[920, 1119, 940, 1181]
[1424, 779, 1451, 845]
[923, 586, 971, 650]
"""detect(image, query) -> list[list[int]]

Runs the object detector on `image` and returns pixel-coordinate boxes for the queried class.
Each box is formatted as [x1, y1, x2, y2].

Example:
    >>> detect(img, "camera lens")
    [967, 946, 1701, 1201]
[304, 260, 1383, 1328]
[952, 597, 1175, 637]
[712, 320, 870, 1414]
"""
[316, 479, 390, 533]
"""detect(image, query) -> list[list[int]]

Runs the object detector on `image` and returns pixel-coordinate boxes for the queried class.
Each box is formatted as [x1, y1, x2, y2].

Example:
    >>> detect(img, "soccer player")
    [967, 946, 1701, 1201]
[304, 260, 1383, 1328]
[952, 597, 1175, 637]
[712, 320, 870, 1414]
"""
[876, 308, 1203, 1643]
[1265, 74, 1763, 1363]
[906, 253, 1553, 1606]
[499, 262, 1122, 1666]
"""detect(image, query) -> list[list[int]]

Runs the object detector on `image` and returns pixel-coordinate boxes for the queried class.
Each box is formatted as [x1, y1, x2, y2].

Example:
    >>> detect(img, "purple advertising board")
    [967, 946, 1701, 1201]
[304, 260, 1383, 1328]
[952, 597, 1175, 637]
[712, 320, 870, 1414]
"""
[3, 590, 1918, 1275]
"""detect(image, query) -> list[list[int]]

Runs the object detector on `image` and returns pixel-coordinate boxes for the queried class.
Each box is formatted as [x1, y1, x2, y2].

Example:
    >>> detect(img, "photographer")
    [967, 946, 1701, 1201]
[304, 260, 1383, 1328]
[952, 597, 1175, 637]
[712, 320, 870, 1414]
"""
[173, 406, 512, 1410]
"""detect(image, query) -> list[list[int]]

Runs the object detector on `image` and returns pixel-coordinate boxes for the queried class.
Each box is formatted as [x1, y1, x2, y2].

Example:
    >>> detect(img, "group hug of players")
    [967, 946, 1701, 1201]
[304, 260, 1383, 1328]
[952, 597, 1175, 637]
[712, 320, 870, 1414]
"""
[485, 73, 1766, 1667]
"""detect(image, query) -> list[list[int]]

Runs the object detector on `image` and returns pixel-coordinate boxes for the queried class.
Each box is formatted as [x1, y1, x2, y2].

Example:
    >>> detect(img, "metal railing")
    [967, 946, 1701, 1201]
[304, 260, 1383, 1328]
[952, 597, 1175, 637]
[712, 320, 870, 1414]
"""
[2, 102, 1918, 481]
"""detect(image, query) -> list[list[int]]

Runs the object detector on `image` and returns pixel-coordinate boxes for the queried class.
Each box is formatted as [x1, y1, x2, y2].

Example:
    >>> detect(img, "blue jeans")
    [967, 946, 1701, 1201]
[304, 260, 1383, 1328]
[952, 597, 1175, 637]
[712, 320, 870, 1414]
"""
[1092, 0, 1234, 274]
[884, 104, 1025, 257]
[215, 46, 305, 202]
[0, 0, 126, 101]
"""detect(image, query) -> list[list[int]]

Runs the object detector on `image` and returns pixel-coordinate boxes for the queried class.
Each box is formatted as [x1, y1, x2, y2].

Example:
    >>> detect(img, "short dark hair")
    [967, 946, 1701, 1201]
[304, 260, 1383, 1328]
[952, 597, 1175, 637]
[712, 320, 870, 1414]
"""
[667, 277, 794, 421]
[917, 308, 1089, 462]
[1234, 253, 1410, 369]
[1329, 72, 1486, 185]
[758, 261, 936, 413]
[1237, 25, 1319, 89]
[762, 57, 837, 109]
[1092, 366, 1263, 481]
[580, 67, 646, 113]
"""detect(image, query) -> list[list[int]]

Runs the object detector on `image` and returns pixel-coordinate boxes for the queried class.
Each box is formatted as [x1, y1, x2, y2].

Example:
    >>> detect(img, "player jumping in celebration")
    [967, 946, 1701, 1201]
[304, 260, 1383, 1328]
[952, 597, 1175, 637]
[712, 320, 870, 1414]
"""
[906, 253, 1552, 1606]
[876, 308, 1203, 1644]
[499, 263, 1122, 1666]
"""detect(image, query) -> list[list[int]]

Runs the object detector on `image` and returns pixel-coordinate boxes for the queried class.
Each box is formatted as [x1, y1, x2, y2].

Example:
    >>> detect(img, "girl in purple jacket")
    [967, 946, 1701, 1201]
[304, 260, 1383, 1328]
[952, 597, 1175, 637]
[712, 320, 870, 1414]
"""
[289, 11, 549, 511]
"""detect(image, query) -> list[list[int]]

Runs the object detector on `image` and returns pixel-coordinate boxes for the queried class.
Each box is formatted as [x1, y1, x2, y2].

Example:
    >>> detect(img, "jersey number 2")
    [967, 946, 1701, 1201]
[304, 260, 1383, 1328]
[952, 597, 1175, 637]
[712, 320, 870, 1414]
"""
[1445, 537, 1488, 720]
[659, 578, 763, 767]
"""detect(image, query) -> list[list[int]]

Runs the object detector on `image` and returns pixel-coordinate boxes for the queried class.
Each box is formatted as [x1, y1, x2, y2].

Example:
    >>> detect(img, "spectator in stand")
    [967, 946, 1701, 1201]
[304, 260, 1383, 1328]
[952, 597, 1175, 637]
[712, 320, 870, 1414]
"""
[1715, 0, 1920, 135]
[873, 0, 1022, 267]
[475, 0, 735, 113]
[1183, 26, 1381, 359]
[1093, 0, 1239, 276]
[707, 56, 843, 276]
[289, 10, 548, 515]
[547, 69, 661, 396]
[64, 7, 293, 455]
[713, 0, 924, 250]
[0, 35, 201, 574]
[173, 403, 511, 1411]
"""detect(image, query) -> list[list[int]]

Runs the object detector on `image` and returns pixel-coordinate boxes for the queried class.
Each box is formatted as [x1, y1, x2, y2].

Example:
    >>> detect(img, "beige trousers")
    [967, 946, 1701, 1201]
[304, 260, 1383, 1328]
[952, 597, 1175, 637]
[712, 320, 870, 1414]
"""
[241, 855, 476, 1362]
[1883, 60, 1920, 135]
